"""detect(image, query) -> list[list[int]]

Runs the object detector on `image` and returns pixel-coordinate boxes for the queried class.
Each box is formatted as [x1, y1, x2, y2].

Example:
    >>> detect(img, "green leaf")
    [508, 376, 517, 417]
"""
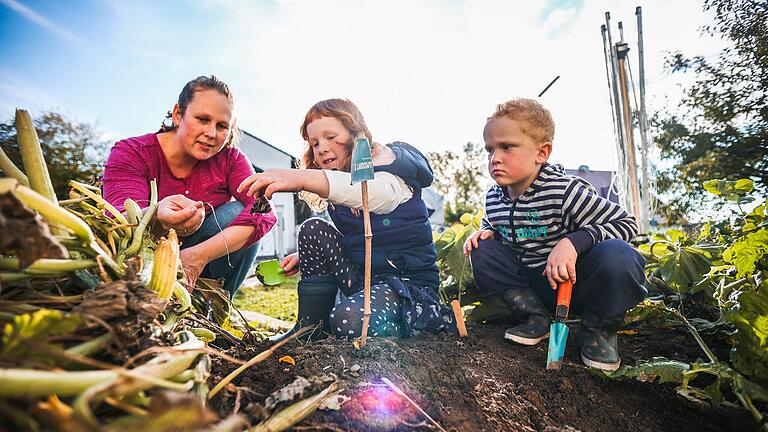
[727, 285, 768, 386]
[1, 309, 81, 358]
[723, 228, 768, 277]
[734, 179, 754, 194]
[604, 357, 690, 384]
[256, 259, 286, 286]
[702, 179, 754, 202]
[702, 180, 723, 196]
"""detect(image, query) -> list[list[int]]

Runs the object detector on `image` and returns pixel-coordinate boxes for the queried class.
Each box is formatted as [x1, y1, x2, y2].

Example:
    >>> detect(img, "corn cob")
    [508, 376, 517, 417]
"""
[147, 229, 180, 301]
[15, 109, 57, 204]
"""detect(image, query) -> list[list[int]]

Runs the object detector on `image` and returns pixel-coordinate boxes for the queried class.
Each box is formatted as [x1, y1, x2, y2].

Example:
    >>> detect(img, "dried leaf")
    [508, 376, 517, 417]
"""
[104, 391, 218, 432]
[0, 191, 68, 268]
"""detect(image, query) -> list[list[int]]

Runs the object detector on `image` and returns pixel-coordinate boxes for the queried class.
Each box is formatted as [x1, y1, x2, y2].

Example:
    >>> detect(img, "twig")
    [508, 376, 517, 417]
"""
[381, 378, 446, 432]
[208, 324, 317, 399]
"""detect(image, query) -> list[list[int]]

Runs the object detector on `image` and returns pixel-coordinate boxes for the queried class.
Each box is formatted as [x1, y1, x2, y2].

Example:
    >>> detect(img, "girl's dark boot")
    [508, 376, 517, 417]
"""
[269, 274, 338, 343]
[499, 286, 551, 345]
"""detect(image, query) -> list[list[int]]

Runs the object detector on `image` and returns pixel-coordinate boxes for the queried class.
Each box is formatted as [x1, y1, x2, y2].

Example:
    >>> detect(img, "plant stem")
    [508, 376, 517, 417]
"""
[664, 306, 718, 363]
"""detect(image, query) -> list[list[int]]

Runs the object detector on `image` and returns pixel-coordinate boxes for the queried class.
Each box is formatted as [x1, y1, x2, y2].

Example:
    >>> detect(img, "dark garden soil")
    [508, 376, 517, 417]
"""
[209, 320, 755, 432]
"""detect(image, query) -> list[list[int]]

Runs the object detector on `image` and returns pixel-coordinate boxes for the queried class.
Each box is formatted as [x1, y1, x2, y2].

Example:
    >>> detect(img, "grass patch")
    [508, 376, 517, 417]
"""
[233, 275, 299, 322]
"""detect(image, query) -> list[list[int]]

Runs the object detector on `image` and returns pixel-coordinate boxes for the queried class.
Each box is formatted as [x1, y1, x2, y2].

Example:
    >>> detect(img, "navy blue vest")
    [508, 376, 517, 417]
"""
[328, 142, 439, 288]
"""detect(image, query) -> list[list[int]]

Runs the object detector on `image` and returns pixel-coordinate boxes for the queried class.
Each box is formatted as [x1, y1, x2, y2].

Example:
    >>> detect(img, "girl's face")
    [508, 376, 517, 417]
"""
[305, 116, 352, 170]
[172, 89, 233, 161]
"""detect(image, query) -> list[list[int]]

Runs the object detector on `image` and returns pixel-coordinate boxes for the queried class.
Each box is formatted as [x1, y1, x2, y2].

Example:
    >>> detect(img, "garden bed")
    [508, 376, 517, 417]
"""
[209, 319, 754, 431]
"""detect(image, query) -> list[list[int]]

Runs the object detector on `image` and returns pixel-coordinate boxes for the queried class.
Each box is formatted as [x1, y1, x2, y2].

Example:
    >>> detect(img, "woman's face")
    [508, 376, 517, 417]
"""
[305, 116, 352, 170]
[173, 89, 233, 161]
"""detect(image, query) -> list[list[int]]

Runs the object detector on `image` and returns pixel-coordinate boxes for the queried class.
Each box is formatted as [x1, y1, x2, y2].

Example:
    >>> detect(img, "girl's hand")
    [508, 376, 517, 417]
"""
[180, 246, 210, 291]
[543, 237, 577, 290]
[463, 229, 495, 256]
[237, 169, 306, 199]
[280, 252, 299, 276]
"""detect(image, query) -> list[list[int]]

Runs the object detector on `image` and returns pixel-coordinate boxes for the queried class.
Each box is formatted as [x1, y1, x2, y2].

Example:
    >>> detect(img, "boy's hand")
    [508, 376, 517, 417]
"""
[543, 237, 577, 289]
[463, 229, 495, 256]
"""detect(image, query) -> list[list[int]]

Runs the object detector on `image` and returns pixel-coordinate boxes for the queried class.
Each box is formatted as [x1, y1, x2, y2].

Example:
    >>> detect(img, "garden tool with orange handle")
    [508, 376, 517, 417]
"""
[546, 280, 573, 370]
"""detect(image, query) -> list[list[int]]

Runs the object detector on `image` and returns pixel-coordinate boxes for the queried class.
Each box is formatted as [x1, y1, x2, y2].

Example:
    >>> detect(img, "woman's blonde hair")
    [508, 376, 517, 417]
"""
[299, 98, 379, 172]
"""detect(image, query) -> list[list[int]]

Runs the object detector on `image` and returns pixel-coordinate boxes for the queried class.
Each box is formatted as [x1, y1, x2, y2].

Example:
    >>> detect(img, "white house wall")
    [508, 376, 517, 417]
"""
[238, 132, 298, 258]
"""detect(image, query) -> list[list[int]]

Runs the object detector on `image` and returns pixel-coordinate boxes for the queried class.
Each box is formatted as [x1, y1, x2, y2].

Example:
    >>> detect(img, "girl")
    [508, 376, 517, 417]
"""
[238, 98, 453, 339]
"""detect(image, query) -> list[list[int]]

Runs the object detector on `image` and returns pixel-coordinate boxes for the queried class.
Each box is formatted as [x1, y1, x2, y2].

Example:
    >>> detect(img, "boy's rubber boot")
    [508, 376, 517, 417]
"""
[269, 274, 338, 343]
[500, 287, 551, 345]
[580, 313, 625, 371]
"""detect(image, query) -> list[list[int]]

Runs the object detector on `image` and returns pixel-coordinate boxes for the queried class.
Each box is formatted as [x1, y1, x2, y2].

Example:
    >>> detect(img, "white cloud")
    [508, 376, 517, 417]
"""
[0, 0, 80, 45]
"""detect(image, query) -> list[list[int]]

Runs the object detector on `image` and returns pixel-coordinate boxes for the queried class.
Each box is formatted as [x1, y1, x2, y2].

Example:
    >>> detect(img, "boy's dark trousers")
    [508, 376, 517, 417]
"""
[469, 238, 647, 319]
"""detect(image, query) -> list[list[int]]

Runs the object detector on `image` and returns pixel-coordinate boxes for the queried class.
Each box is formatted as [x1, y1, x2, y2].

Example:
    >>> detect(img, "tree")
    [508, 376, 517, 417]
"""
[427, 142, 490, 224]
[653, 0, 768, 222]
[0, 111, 109, 199]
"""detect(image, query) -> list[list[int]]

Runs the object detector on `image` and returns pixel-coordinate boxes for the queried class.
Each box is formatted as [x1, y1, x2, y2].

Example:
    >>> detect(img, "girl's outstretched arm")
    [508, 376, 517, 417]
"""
[237, 168, 328, 199]
[238, 168, 412, 214]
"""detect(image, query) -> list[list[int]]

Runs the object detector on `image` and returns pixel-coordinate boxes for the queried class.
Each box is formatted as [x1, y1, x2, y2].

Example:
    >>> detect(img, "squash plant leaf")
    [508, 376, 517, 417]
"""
[1, 309, 81, 359]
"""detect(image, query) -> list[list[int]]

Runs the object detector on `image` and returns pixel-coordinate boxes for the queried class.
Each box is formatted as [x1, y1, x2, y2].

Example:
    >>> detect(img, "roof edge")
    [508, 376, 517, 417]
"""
[240, 129, 297, 160]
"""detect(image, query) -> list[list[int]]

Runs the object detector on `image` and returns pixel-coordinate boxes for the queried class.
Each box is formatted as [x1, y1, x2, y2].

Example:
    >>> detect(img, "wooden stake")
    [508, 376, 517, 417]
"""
[450, 300, 467, 337]
[356, 181, 373, 349]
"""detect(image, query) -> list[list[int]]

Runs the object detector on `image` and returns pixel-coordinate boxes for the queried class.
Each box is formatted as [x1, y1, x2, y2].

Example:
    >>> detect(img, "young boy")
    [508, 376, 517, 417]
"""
[464, 98, 647, 371]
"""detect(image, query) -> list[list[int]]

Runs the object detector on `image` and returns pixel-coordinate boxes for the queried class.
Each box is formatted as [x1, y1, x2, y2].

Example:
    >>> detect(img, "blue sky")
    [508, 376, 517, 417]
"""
[1, 0, 721, 172]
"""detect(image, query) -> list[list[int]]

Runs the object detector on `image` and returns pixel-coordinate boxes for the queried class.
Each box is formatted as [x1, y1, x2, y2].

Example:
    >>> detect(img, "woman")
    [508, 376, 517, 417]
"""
[103, 75, 277, 298]
[238, 98, 453, 340]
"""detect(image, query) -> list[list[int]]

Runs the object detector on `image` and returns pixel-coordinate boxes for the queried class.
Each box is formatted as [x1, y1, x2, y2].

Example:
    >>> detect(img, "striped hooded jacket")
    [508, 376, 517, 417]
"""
[481, 163, 638, 268]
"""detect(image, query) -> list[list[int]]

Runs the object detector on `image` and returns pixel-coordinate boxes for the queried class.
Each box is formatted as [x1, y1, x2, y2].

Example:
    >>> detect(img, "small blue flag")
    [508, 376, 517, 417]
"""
[350, 135, 374, 184]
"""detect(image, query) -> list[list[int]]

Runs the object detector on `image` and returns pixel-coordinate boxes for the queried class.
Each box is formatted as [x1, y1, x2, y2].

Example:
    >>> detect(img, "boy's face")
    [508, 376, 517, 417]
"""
[483, 117, 551, 196]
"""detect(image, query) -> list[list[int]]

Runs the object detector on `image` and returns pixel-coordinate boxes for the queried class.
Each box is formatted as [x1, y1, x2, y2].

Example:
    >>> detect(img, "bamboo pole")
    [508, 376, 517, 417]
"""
[357, 181, 373, 349]
[636, 6, 651, 233]
[617, 43, 642, 220]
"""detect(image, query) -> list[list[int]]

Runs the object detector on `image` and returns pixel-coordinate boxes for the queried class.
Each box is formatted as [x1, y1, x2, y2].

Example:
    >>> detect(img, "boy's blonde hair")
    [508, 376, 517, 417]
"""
[489, 98, 555, 144]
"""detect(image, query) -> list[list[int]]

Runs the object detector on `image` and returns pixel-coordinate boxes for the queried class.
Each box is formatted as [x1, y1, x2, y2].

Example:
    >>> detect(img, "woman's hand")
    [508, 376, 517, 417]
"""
[543, 237, 577, 290]
[180, 246, 210, 291]
[156, 195, 205, 237]
[280, 252, 299, 276]
[237, 169, 307, 199]
[463, 229, 495, 256]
